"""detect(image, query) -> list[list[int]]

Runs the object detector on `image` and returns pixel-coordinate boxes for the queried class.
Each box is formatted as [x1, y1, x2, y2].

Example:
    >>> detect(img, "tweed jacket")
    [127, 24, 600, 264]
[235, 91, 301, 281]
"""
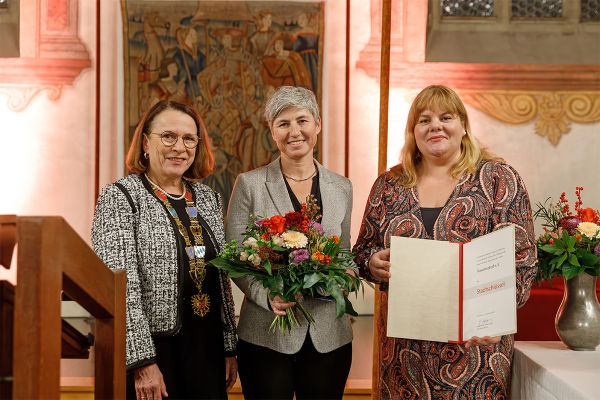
[92, 174, 236, 371]
[226, 158, 353, 354]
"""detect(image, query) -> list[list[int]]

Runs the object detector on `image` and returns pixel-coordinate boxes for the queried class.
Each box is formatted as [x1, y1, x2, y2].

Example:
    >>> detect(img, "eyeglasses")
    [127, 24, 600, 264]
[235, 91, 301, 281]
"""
[148, 131, 200, 149]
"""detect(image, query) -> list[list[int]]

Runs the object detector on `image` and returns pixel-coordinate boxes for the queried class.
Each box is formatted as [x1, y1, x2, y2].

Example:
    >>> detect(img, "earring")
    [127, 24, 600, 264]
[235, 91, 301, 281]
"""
[144, 152, 149, 159]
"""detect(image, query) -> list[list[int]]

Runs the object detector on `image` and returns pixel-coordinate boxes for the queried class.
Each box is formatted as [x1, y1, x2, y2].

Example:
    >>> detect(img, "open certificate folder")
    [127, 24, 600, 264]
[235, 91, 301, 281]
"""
[387, 225, 517, 343]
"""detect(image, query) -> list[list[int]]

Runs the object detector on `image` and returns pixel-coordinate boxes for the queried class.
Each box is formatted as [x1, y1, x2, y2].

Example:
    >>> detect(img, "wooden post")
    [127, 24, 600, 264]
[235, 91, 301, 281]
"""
[95, 271, 126, 399]
[373, 0, 392, 398]
[13, 218, 62, 399]
[9, 216, 126, 398]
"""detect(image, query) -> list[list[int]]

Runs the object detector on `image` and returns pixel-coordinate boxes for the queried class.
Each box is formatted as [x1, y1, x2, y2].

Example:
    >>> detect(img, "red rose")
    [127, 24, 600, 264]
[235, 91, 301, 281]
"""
[578, 208, 599, 224]
[267, 215, 286, 235]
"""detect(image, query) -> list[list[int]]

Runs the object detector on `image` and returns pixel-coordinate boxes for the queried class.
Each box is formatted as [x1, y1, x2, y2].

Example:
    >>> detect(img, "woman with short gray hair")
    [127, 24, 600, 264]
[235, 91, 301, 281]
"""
[226, 86, 353, 399]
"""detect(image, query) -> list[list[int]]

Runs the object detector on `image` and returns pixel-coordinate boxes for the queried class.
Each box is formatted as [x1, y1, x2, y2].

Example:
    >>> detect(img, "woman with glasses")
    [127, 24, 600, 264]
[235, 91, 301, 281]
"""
[92, 100, 237, 400]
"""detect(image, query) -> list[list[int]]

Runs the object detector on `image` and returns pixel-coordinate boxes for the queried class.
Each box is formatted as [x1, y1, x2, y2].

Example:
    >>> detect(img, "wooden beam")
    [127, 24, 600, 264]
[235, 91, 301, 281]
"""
[13, 218, 62, 399]
[374, 0, 392, 398]
[94, 270, 126, 400]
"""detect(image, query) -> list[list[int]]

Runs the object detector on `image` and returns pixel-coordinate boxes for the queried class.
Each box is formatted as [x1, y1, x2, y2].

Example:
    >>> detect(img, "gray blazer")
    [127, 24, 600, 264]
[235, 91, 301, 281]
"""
[226, 158, 353, 354]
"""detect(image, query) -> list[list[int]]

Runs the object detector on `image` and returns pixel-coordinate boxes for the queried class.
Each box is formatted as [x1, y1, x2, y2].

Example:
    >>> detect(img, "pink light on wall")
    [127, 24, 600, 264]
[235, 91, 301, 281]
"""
[386, 89, 411, 168]
[47, 0, 69, 31]
[0, 107, 40, 215]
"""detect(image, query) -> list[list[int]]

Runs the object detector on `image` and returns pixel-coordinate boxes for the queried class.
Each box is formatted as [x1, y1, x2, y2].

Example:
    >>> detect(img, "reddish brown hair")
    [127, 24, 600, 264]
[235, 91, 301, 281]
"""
[126, 100, 215, 181]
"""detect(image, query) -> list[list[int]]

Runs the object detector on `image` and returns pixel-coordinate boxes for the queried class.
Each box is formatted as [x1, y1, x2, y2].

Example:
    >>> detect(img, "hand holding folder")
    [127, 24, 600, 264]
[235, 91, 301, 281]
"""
[387, 225, 517, 343]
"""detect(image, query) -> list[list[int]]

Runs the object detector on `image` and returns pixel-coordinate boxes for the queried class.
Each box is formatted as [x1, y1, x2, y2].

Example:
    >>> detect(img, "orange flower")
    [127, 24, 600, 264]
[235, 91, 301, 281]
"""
[330, 235, 340, 244]
[265, 215, 286, 235]
[312, 251, 324, 262]
[578, 207, 599, 224]
[261, 232, 271, 241]
[575, 234, 582, 241]
[311, 251, 331, 264]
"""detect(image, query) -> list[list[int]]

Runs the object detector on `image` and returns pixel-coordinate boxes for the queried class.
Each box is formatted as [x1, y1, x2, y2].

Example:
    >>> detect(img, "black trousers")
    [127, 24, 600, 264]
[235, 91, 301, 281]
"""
[237, 336, 352, 400]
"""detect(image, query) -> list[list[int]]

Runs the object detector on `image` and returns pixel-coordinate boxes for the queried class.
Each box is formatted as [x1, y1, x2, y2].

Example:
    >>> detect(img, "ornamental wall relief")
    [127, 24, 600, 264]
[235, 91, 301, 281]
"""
[460, 91, 600, 146]
[0, 0, 91, 111]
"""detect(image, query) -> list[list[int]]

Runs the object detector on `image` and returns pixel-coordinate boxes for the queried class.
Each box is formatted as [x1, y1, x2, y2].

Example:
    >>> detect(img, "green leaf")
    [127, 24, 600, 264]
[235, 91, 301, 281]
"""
[263, 259, 272, 275]
[326, 282, 345, 318]
[208, 257, 235, 269]
[556, 252, 568, 267]
[576, 250, 599, 267]
[226, 270, 253, 278]
[540, 244, 564, 256]
[563, 264, 585, 280]
[344, 297, 358, 317]
[322, 241, 340, 256]
[566, 236, 577, 252]
[303, 272, 321, 289]
[588, 264, 600, 276]
[567, 254, 580, 267]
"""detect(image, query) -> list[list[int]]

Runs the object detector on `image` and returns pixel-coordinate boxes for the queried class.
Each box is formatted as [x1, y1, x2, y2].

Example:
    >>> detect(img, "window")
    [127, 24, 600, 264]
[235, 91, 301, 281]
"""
[427, 0, 600, 64]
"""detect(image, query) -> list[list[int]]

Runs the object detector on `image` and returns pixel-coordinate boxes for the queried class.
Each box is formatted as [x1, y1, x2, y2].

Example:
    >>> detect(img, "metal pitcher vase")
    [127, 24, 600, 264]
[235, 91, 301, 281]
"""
[555, 273, 600, 351]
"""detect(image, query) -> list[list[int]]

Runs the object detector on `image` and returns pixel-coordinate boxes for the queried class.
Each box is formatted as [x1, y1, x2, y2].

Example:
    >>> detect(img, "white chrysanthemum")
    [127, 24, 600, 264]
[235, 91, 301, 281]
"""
[577, 222, 600, 238]
[239, 251, 249, 261]
[272, 234, 284, 246]
[243, 237, 259, 249]
[281, 230, 308, 249]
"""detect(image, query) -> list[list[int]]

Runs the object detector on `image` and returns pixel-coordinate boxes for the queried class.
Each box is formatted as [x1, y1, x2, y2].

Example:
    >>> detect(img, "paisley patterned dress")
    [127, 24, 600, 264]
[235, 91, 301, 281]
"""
[353, 160, 537, 399]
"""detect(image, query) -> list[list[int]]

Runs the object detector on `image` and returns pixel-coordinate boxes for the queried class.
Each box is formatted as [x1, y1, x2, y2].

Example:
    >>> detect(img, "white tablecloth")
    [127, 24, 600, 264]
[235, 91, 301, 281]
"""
[511, 341, 600, 400]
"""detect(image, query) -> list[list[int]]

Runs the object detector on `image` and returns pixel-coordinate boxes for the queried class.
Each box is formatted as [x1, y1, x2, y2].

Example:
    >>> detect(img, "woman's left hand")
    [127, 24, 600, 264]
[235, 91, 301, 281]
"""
[464, 336, 501, 349]
[225, 356, 238, 390]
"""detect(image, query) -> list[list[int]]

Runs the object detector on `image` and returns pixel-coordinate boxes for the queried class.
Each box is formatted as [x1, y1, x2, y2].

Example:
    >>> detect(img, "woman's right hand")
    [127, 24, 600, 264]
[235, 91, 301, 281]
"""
[134, 363, 168, 400]
[268, 294, 296, 316]
[369, 248, 391, 282]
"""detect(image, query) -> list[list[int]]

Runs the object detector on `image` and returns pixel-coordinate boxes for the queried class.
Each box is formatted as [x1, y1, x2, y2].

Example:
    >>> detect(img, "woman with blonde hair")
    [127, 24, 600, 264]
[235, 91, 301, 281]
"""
[353, 85, 537, 399]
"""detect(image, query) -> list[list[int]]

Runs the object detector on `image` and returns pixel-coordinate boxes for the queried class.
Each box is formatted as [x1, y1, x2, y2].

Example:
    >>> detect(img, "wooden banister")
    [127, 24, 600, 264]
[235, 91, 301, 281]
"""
[8, 216, 125, 399]
[0, 215, 16, 269]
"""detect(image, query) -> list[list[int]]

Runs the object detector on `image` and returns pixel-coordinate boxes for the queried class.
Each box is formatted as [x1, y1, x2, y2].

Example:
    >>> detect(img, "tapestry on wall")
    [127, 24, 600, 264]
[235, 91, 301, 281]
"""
[122, 1, 324, 208]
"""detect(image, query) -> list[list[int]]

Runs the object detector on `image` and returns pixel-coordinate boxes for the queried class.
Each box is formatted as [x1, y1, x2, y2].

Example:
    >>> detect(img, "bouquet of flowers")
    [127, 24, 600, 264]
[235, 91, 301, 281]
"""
[534, 186, 600, 282]
[210, 196, 367, 333]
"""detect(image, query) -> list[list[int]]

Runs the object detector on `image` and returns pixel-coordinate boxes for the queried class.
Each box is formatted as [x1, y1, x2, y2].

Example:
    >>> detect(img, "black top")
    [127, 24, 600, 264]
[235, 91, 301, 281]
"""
[421, 207, 442, 237]
[128, 177, 227, 399]
[283, 171, 323, 220]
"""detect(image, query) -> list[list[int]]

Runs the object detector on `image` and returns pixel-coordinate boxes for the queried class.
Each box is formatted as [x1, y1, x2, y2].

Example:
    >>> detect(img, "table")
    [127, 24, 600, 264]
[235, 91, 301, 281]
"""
[511, 341, 600, 399]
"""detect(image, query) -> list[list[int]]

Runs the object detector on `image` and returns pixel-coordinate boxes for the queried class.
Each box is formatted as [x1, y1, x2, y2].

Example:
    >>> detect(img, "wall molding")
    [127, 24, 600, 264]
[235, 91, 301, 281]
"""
[0, 84, 62, 111]
[460, 91, 600, 145]
[0, 0, 91, 111]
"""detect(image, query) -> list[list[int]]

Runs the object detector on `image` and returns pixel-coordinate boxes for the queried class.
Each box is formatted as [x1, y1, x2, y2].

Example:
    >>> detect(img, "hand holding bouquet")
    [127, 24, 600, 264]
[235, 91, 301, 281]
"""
[210, 196, 368, 333]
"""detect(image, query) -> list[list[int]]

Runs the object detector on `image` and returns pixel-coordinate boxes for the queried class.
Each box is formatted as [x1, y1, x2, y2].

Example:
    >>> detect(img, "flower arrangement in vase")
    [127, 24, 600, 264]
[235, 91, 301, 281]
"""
[534, 187, 600, 350]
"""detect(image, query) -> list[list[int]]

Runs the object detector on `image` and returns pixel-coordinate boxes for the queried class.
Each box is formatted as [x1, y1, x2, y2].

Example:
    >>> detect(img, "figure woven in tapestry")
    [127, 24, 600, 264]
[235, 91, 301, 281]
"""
[123, 1, 324, 208]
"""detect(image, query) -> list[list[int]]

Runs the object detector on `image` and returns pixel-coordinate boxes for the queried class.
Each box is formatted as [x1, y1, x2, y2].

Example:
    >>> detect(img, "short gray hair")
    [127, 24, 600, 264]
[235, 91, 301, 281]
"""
[264, 86, 320, 125]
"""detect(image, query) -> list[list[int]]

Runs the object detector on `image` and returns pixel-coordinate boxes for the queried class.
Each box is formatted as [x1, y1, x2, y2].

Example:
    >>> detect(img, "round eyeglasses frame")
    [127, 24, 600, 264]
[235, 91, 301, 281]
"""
[147, 131, 200, 149]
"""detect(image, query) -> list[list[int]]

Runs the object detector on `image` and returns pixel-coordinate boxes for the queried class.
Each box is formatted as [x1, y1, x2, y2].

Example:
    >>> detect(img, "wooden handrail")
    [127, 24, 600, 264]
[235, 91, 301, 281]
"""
[8, 216, 125, 399]
[0, 215, 16, 269]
